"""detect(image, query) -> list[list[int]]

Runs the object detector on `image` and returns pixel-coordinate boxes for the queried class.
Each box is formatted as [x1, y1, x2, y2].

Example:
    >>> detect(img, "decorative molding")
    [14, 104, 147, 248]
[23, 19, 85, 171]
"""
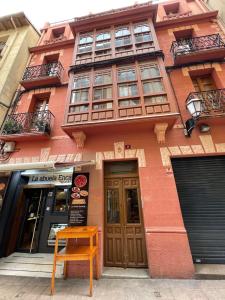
[160, 135, 225, 169]
[40, 148, 50, 162]
[72, 131, 86, 149]
[154, 123, 168, 144]
[199, 135, 215, 153]
[95, 141, 146, 170]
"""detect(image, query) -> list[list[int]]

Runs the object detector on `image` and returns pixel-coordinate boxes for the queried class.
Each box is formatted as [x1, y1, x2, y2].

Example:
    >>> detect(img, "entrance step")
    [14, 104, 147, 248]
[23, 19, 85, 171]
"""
[195, 264, 225, 279]
[102, 267, 149, 279]
[0, 252, 63, 278]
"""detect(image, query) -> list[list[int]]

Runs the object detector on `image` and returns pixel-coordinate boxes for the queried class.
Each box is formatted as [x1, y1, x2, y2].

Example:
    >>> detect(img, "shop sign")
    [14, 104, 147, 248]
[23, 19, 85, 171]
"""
[69, 172, 89, 226]
[28, 172, 72, 185]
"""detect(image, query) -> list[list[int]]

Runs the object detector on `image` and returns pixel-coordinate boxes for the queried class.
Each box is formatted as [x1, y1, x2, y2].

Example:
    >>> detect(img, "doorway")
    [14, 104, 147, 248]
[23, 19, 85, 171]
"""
[104, 161, 147, 268]
[17, 189, 47, 253]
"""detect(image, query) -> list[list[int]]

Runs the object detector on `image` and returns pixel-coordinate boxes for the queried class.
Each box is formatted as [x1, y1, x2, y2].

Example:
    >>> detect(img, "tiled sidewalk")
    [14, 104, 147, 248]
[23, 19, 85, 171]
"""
[0, 275, 225, 299]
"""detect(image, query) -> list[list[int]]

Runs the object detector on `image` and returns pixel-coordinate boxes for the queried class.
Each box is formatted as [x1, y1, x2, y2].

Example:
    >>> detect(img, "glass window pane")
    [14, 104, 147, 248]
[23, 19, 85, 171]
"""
[119, 84, 137, 97]
[74, 77, 89, 88]
[93, 102, 112, 110]
[143, 80, 164, 94]
[126, 189, 140, 223]
[130, 84, 138, 96]
[79, 35, 93, 44]
[96, 41, 111, 50]
[134, 24, 150, 34]
[95, 73, 112, 85]
[71, 90, 88, 103]
[54, 188, 68, 212]
[107, 189, 120, 223]
[118, 69, 136, 81]
[115, 36, 131, 47]
[115, 27, 130, 37]
[119, 99, 139, 107]
[96, 32, 111, 41]
[48, 224, 68, 246]
[135, 33, 152, 43]
[141, 65, 160, 79]
[94, 87, 112, 100]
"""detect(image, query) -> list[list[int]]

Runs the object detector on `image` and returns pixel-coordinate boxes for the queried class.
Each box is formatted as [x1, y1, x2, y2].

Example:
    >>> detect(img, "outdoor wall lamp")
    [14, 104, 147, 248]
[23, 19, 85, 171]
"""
[184, 97, 202, 136]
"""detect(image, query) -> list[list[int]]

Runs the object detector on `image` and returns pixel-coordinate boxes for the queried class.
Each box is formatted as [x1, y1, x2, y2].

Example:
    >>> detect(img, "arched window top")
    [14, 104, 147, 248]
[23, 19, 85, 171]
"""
[134, 24, 150, 34]
[79, 34, 93, 44]
[96, 32, 111, 41]
[115, 27, 130, 38]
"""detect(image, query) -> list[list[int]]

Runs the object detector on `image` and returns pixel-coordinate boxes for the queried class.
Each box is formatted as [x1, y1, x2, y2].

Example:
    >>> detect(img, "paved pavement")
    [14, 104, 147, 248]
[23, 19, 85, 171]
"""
[0, 275, 225, 299]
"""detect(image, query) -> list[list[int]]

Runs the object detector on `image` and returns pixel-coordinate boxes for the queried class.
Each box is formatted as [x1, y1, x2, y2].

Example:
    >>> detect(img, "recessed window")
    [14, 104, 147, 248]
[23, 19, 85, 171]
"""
[118, 69, 136, 82]
[118, 84, 138, 97]
[115, 27, 130, 37]
[95, 72, 112, 85]
[143, 80, 164, 94]
[70, 105, 89, 113]
[71, 89, 89, 103]
[74, 76, 89, 89]
[93, 87, 112, 100]
[140, 65, 160, 79]
[52, 27, 65, 39]
[93, 102, 113, 110]
[164, 2, 179, 16]
[119, 99, 139, 107]
[96, 32, 111, 41]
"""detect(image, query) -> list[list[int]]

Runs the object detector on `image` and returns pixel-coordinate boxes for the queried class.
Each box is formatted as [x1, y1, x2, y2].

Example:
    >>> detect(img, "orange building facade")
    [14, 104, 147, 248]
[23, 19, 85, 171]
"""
[0, 0, 225, 279]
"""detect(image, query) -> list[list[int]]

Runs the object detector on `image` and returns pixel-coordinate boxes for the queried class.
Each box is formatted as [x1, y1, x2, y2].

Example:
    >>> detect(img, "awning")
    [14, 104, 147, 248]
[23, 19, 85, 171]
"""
[0, 160, 95, 172]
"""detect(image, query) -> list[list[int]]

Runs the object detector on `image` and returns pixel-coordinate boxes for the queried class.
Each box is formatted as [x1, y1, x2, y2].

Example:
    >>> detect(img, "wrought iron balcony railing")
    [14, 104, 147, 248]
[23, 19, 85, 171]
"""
[186, 89, 225, 117]
[22, 61, 63, 81]
[1, 110, 54, 136]
[171, 34, 225, 59]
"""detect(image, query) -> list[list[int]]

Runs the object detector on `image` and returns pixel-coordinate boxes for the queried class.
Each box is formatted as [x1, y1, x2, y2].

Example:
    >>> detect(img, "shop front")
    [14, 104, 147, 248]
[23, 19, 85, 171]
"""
[0, 162, 94, 258]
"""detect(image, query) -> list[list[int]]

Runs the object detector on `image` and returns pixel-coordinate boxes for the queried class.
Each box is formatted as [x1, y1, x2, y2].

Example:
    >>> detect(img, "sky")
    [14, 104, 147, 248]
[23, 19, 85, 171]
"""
[1, 0, 166, 31]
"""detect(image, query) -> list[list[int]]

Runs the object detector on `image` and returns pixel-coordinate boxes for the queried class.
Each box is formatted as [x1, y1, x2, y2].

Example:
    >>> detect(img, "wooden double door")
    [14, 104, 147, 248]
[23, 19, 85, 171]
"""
[104, 177, 147, 268]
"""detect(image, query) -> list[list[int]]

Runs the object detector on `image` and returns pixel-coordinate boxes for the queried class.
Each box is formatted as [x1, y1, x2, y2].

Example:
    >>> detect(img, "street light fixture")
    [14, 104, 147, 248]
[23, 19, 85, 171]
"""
[185, 97, 203, 136]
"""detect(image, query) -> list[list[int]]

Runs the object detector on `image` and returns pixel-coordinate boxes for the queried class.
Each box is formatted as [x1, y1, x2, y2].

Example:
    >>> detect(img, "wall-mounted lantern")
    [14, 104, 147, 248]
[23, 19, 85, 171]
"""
[185, 97, 203, 136]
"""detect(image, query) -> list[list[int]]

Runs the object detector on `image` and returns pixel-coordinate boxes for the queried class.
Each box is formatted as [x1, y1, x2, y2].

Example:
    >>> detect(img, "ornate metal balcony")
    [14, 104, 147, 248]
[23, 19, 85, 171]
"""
[186, 89, 225, 118]
[171, 34, 225, 65]
[0, 110, 54, 141]
[21, 61, 64, 89]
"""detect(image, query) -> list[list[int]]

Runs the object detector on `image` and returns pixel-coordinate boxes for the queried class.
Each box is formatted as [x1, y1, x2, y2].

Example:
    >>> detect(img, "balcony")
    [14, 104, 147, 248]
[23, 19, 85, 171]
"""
[171, 34, 225, 65]
[186, 88, 225, 123]
[0, 110, 54, 142]
[20, 62, 63, 89]
[62, 99, 179, 137]
[44, 35, 67, 45]
[163, 11, 192, 20]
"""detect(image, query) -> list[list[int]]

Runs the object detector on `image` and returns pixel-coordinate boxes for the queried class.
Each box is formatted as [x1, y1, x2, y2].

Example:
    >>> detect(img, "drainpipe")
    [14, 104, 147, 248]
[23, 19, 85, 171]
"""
[167, 69, 187, 132]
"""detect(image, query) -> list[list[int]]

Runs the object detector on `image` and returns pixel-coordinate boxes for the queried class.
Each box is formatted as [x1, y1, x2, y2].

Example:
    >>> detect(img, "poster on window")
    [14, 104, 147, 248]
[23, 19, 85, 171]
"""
[69, 172, 89, 226]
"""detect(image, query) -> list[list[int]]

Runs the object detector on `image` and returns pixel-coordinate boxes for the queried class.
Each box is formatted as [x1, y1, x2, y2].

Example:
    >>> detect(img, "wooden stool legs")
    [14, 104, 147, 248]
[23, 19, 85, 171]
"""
[51, 258, 57, 295]
[89, 257, 93, 297]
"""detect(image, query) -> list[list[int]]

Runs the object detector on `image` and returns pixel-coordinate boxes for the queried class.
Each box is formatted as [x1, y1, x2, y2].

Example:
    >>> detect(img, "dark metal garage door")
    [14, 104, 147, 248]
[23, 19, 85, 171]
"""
[172, 156, 225, 264]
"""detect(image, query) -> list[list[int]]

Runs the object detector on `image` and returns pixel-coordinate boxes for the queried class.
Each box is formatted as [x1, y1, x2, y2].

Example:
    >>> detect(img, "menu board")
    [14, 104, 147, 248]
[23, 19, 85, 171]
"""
[69, 172, 89, 226]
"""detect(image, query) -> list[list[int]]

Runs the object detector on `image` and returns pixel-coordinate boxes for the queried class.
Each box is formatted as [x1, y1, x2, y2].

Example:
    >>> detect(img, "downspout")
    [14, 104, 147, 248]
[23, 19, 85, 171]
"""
[167, 69, 187, 132]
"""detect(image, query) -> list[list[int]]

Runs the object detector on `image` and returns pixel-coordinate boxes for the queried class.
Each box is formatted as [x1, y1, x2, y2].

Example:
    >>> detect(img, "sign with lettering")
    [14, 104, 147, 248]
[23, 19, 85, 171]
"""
[69, 172, 89, 226]
[28, 172, 72, 186]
